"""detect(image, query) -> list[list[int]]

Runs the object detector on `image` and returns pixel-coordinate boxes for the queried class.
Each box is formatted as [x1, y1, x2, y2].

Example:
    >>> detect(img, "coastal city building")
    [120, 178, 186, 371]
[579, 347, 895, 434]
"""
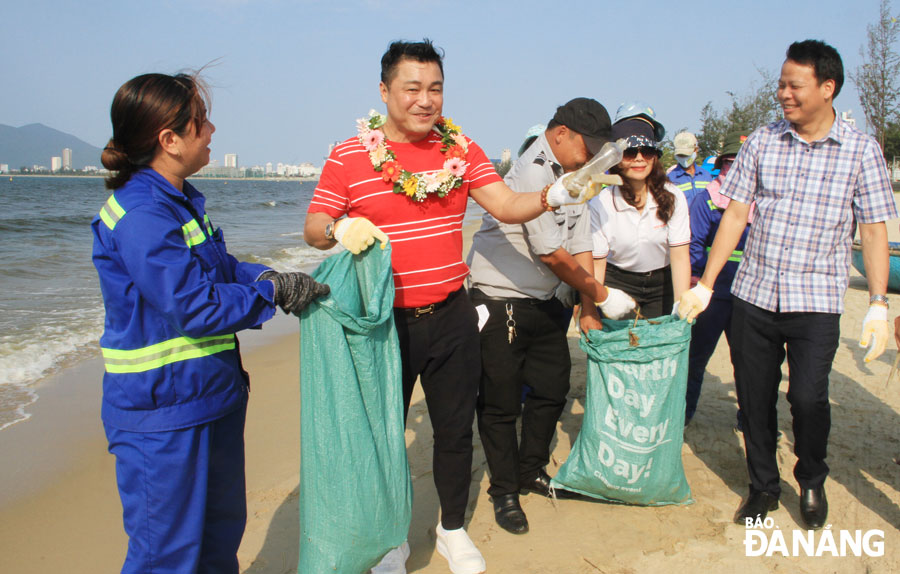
[194, 155, 322, 179]
[51, 156, 62, 172]
[62, 148, 73, 170]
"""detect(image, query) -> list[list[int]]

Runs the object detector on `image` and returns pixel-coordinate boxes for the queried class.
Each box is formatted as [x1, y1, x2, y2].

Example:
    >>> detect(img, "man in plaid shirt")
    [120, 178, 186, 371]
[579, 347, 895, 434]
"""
[678, 40, 898, 530]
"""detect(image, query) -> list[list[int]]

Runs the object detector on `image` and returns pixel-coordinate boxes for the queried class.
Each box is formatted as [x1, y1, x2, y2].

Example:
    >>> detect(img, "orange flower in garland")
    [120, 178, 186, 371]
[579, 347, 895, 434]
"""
[445, 145, 467, 160]
[357, 110, 469, 202]
[381, 160, 401, 183]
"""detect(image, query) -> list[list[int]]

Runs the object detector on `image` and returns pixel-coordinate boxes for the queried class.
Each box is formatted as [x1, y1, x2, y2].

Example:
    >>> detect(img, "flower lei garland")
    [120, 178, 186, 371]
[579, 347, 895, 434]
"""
[357, 109, 469, 202]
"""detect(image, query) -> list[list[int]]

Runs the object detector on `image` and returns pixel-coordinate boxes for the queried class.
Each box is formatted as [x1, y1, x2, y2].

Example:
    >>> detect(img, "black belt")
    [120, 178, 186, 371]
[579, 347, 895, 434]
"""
[469, 288, 551, 306]
[397, 287, 464, 318]
[607, 264, 669, 278]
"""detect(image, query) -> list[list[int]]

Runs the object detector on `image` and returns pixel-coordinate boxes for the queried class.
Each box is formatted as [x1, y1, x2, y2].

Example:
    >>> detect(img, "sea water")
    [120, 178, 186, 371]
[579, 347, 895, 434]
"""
[0, 175, 486, 431]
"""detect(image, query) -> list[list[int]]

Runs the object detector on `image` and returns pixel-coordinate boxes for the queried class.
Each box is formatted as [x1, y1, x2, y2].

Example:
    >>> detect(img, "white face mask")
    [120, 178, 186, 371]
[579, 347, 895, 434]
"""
[675, 153, 696, 169]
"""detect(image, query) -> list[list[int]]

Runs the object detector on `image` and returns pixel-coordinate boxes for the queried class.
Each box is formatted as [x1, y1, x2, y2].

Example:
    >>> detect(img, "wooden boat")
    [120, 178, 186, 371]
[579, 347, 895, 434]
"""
[850, 240, 900, 292]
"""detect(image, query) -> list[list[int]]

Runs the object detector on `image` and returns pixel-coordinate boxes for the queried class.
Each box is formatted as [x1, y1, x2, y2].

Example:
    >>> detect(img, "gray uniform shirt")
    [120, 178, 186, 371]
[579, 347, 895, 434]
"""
[466, 132, 593, 300]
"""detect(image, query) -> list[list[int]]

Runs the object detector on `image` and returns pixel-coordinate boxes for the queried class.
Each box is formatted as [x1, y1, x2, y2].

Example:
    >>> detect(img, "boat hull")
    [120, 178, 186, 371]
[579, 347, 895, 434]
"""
[851, 241, 900, 293]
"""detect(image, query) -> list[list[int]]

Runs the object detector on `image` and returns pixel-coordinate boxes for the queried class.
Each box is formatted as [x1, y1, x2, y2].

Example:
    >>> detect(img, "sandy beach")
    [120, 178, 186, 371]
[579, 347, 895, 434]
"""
[2, 220, 900, 574]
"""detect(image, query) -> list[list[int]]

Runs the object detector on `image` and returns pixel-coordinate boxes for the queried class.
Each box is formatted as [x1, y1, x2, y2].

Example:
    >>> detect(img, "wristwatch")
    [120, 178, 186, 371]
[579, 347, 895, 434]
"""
[870, 294, 889, 308]
[324, 220, 336, 241]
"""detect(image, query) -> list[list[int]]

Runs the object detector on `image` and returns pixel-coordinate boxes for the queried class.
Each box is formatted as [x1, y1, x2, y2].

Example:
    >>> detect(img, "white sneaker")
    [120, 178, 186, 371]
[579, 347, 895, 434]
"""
[370, 541, 410, 574]
[435, 523, 486, 574]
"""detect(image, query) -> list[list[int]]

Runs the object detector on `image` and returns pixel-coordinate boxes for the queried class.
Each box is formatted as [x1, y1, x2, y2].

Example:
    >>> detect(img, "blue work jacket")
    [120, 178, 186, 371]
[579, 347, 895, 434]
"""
[668, 163, 713, 206]
[91, 168, 276, 432]
[688, 189, 749, 301]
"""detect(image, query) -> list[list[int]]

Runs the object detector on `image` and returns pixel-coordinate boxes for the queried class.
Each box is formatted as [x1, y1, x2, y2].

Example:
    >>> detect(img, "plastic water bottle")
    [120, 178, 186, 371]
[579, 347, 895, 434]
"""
[562, 139, 626, 198]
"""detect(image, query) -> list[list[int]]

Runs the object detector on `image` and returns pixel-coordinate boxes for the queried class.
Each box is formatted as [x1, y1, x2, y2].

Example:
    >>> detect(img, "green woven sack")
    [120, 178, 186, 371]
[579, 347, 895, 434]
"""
[551, 315, 693, 506]
[298, 246, 412, 573]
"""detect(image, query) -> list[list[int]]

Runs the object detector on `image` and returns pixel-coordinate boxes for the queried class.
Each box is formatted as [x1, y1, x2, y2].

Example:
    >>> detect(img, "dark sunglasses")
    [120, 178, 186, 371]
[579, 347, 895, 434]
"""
[623, 146, 660, 160]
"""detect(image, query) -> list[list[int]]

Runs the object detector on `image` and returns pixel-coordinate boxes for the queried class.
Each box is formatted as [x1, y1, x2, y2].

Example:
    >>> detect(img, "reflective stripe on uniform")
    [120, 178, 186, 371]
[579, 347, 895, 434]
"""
[678, 181, 709, 192]
[102, 334, 236, 374]
[100, 194, 214, 247]
[99, 195, 126, 230]
[705, 245, 742, 262]
[182, 216, 215, 248]
[182, 219, 206, 248]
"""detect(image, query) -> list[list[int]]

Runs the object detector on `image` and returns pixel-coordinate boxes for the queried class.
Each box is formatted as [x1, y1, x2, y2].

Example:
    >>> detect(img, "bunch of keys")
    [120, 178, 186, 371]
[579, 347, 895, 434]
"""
[506, 303, 517, 344]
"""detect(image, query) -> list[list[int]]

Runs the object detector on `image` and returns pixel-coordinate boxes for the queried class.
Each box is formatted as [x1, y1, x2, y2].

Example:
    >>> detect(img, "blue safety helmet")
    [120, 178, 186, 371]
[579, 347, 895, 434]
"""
[613, 101, 665, 141]
[703, 154, 719, 177]
[518, 124, 546, 157]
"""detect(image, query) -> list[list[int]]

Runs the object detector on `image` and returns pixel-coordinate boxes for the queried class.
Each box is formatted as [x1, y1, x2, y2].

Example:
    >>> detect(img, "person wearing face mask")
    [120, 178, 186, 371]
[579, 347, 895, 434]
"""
[668, 131, 713, 206]
[683, 129, 751, 426]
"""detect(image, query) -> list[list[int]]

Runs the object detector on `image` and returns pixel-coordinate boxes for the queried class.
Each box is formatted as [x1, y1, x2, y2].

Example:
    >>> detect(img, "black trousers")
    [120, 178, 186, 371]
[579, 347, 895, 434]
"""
[604, 264, 672, 319]
[470, 291, 571, 498]
[730, 297, 840, 498]
[393, 288, 481, 530]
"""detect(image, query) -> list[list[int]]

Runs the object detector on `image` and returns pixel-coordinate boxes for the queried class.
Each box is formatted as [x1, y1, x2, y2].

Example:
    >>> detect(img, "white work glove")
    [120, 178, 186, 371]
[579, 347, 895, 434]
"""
[597, 287, 637, 320]
[859, 303, 889, 363]
[544, 173, 597, 207]
[334, 217, 389, 254]
[677, 282, 713, 324]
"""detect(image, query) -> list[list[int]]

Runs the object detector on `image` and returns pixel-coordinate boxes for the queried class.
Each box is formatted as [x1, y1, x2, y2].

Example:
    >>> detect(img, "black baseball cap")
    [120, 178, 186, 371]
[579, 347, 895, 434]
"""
[552, 97, 612, 155]
[611, 118, 660, 150]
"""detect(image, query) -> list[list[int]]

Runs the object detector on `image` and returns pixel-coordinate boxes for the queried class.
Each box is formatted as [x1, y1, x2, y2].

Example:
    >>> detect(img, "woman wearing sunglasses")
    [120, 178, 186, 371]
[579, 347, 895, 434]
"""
[588, 117, 691, 318]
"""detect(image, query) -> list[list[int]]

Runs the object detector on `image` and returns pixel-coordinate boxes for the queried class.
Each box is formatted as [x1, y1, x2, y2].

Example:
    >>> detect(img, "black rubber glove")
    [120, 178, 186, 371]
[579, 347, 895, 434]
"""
[268, 271, 330, 315]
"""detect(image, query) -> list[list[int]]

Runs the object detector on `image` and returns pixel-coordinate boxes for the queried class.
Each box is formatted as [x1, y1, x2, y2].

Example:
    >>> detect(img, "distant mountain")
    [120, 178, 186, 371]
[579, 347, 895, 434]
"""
[0, 123, 103, 170]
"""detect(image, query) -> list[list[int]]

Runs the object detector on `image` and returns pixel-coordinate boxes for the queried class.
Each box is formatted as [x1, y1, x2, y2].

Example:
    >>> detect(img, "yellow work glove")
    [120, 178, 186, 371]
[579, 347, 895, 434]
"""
[677, 282, 713, 324]
[333, 217, 388, 255]
[860, 303, 889, 363]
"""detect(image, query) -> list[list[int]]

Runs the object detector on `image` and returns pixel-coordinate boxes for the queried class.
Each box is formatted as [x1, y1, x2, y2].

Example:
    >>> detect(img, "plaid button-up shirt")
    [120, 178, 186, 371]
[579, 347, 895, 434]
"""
[722, 116, 898, 314]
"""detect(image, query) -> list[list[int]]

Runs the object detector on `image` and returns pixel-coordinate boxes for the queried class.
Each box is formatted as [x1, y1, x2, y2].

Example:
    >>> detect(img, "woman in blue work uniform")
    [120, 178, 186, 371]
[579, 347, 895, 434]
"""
[92, 72, 328, 574]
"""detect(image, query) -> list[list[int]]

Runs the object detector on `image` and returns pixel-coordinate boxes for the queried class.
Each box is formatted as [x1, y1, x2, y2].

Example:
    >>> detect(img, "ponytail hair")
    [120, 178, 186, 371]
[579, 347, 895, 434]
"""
[102, 72, 210, 189]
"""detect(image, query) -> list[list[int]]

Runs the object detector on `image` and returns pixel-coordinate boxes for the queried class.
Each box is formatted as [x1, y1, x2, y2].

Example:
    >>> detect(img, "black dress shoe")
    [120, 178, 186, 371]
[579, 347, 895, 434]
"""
[520, 469, 577, 499]
[734, 489, 779, 525]
[800, 486, 828, 530]
[492, 493, 529, 534]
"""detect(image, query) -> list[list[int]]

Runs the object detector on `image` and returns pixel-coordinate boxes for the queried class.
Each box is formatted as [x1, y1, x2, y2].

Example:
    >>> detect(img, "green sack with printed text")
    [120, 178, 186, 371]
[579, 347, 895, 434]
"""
[551, 315, 693, 506]
[298, 245, 411, 573]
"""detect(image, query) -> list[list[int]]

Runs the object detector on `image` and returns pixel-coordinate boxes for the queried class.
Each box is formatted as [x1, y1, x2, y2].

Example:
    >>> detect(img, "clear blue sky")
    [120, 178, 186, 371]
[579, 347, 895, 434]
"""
[1, 0, 886, 166]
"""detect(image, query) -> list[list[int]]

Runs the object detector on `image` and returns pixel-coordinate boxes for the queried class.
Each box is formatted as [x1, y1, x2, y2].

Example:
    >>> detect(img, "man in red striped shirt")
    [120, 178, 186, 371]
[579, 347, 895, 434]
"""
[304, 39, 592, 574]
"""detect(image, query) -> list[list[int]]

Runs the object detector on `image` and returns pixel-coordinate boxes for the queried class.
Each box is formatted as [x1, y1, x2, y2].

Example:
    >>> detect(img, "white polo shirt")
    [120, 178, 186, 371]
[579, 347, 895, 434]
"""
[589, 182, 690, 272]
